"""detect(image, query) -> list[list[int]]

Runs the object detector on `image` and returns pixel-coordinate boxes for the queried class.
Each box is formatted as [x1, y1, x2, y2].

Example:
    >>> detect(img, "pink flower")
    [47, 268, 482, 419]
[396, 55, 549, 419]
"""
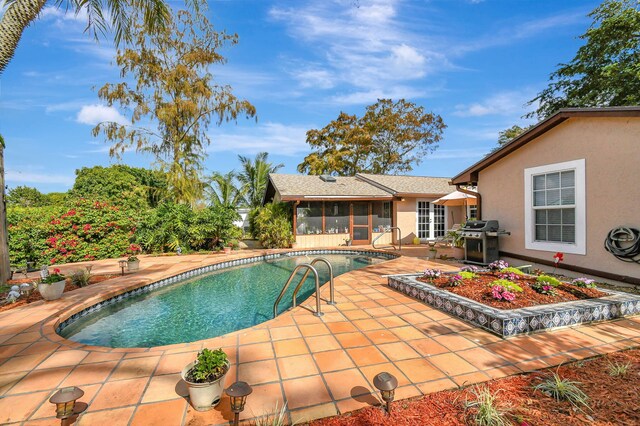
[83, 224, 92, 231]
[502, 291, 516, 301]
[53, 268, 61, 274]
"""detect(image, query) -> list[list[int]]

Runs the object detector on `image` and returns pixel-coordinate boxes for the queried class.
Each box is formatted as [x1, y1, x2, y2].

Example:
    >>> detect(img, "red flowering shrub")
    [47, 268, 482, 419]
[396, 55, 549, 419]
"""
[8, 199, 141, 265]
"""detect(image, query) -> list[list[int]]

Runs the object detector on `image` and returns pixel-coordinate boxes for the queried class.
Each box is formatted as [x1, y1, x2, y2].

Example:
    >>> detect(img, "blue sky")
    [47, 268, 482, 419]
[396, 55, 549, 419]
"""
[0, 0, 600, 193]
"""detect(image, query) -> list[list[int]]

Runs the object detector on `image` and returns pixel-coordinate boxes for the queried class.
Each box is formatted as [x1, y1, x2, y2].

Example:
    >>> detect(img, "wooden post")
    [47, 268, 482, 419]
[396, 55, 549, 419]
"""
[0, 136, 9, 285]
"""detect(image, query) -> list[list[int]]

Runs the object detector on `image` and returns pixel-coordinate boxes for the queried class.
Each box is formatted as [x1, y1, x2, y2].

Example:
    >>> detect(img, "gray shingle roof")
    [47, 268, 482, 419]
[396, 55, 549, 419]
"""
[357, 173, 454, 195]
[267, 173, 454, 200]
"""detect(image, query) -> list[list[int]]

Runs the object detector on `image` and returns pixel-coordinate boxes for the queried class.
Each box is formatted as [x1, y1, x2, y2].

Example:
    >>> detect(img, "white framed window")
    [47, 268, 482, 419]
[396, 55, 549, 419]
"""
[417, 200, 447, 240]
[524, 159, 586, 255]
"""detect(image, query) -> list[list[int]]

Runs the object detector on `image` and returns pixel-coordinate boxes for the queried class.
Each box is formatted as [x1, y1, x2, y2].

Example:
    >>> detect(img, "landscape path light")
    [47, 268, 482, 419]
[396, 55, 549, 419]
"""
[118, 260, 128, 276]
[373, 371, 398, 415]
[49, 386, 87, 425]
[226, 381, 252, 426]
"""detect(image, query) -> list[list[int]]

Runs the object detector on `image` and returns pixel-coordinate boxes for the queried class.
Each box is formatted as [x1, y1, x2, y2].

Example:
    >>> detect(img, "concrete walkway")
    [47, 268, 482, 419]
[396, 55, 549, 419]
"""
[0, 250, 639, 425]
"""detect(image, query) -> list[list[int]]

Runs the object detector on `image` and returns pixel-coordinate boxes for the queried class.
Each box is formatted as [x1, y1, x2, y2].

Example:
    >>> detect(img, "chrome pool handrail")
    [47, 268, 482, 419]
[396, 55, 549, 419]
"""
[372, 226, 402, 251]
[273, 264, 323, 318]
[291, 257, 335, 308]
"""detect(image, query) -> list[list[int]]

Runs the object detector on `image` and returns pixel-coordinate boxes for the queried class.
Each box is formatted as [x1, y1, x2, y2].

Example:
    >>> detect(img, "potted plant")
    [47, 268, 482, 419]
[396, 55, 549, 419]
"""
[223, 242, 232, 254]
[38, 268, 66, 301]
[181, 348, 230, 411]
[447, 229, 464, 259]
[127, 244, 141, 271]
[427, 241, 437, 259]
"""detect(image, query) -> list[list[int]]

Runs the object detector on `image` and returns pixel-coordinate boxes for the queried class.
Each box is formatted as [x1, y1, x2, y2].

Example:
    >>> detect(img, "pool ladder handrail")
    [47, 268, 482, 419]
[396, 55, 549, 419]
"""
[273, 257, 335, 318]
[372, 226, 402, 251]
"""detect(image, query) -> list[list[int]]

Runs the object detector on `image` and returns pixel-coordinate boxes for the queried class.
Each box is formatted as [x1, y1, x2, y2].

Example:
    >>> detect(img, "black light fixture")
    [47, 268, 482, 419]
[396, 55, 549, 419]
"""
[49, 386, 87, 424]
[118, 260, 128, 275]
[226, 381, 252, 426]
[373, 372, 398, 415]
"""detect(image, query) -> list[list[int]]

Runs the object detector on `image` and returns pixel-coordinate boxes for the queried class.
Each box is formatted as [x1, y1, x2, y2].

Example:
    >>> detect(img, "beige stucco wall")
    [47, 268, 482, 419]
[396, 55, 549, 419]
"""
[393, 199, 465, 244]
[296, 233, 351, 248]
[478, 117, 640, 281]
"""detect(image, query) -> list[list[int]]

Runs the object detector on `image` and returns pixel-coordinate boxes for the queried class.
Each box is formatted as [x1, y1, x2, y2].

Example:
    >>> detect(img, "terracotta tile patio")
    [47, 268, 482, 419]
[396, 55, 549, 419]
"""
[0, 249, 639, 425]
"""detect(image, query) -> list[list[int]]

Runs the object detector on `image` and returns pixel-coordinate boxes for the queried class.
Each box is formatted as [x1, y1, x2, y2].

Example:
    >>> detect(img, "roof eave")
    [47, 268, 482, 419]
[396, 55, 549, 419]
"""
[450, 106, 640, 185]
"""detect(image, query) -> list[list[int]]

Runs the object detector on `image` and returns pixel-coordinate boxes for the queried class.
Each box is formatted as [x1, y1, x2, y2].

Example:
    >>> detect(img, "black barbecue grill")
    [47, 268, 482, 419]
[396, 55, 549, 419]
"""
[460, 220, 510, 265]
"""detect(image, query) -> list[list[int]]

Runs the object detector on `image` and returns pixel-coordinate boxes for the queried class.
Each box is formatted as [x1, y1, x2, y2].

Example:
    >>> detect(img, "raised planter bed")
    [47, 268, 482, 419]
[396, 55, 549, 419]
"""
[388, 273, 640, 338]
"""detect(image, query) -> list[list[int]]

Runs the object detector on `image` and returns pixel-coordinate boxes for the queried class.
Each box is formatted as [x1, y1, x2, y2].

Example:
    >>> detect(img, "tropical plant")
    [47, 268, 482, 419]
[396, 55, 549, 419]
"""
[572, 277, 597, 288]
[93, 7, 256, 205]
[465, 386, 510, 426]
[607, 360, 631, 376]
[252, 203, 294, 249]
[237, 152, 283, 209]
[537, 275, 561, 287]
[70, 268, 91, 287]
[42, 268, 65, 284]
[534, 372, 590, 410]
[528, 0, 640, 119]
[186, 348, 228, 383]
[298, 99, 446, 176]
[208, 171, 246, 208]
[0, 0, 185, 75]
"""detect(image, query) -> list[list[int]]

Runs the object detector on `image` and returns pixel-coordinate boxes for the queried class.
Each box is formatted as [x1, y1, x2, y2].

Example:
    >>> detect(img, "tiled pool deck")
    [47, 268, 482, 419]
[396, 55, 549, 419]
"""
[1, 249, 639, 425]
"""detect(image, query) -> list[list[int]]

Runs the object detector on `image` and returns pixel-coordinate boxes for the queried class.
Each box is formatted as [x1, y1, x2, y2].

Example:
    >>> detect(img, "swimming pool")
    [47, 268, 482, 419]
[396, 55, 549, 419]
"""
[58, 251, 392, 348]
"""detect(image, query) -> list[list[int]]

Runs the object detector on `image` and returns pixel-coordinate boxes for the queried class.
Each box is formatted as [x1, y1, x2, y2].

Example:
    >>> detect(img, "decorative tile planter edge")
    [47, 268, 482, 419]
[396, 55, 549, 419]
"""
[56, 250, 398, 334]
[388, 274, 640, 338]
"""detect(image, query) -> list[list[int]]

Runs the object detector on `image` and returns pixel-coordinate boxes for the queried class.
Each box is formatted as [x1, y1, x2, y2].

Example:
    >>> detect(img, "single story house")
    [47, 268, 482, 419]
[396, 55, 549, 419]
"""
[263, 173, 472, 248]
[451, 106, 640, 284]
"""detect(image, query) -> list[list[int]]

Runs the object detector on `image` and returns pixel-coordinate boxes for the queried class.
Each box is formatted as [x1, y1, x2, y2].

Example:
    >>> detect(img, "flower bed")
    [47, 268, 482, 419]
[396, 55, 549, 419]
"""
[417, 270, 606, 310]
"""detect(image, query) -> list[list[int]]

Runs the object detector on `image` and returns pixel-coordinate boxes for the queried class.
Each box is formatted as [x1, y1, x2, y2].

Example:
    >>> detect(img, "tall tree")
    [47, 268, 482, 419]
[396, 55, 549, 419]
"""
[0, 0, 176, 75]
[238, 152, 284, 209]
[528, 0, 640, 119]
[0, 135, 8, 284]
[93, 8, 256, 205]
[6, 186, 44, 207]
[298, 99, 446, 176]
[208, 171, 246, 208]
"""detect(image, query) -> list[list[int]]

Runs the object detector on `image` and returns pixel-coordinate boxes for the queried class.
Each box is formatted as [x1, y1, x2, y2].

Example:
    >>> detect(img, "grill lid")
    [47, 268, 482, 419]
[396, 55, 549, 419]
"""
[462, 220, 499, 232]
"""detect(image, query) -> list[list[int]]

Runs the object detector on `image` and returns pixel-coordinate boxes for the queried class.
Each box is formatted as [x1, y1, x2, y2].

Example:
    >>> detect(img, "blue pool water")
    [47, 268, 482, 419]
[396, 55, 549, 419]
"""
[59, 253, 388, 348]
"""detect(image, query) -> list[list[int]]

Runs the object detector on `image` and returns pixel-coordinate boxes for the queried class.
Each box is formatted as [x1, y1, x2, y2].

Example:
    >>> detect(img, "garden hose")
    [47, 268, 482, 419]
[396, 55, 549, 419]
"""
[604, 227, 640, 263]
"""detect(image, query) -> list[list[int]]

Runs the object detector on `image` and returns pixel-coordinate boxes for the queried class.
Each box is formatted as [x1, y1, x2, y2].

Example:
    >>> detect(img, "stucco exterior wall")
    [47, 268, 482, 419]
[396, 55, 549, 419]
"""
[394, 198, 418, 244]
[478, 117, 640, 280]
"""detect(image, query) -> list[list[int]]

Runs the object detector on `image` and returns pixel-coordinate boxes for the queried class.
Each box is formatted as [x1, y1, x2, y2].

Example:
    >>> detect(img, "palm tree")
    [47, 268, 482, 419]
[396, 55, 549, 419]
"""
[0, 134, 8, 285]
[208, 171, 246, 208]
[238, 152, 284, 209]
[0, 0, 179, 75]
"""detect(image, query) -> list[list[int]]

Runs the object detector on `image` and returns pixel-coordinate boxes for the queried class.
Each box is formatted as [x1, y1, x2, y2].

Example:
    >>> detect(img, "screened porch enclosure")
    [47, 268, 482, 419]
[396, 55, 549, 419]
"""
[294, 200, 392, 245]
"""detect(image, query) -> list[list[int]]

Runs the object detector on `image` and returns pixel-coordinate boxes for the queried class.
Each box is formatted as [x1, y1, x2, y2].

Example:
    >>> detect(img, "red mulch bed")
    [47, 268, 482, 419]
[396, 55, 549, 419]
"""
[311, 349, 640, 426]
[0, 274, 116, 312]
[417, 272, 606, 310]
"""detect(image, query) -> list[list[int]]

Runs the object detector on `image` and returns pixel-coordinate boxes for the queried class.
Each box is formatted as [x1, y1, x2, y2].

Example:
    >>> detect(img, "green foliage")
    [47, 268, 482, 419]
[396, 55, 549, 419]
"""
[534, 372, 590, 410]
[207, 171, 246, 208]
[135, 202, 241, 252]
[252, 203, 294, 249]
[238, 152, 283, 209]
[187, 348, 228, 383]
[537, 275, 561, 287]
[493, 125, 533, 152]
[252, 402, 292, 426]
[42, 192, 68, 206]
[41, 269, 65, 284]
[459, 271, 477, 280]
[607, 360, 631, 376]
[528, 0, 640, 119]
[93, 8, 256, 204]
[7, 199, 140, 266]
[466, 386, 510, 426]
[6, 186, 45, 207]
[70, 268, 92, 287]
[499, 267, 525, 276]
[72, 165, 167, 208]
[489, 279, 523, 293]
[298, 99, 446, 175]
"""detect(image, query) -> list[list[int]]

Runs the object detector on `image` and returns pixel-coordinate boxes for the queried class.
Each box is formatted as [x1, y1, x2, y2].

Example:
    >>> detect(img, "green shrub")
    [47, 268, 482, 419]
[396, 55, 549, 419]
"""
[252, 203, 294, 249]
[70, 268, 91, 287]
[537, 275, 561, 287]
[499, 267, 525, 276]
[534, 372, 590, 411]
[186, 348, 228, 383]
[459, 271, 477, 280]
[489, 279, 523, 293]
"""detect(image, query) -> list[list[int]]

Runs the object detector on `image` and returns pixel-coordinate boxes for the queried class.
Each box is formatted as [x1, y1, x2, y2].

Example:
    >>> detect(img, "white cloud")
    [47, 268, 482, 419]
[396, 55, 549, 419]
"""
[269, 0, 444, 104]
[76, 104, 128, 125]
[5, 169, 75, 186]
[208, 122, 310, 156]
[453, 90, 536, 117]
[427, 148, 493, 160]
[39, 6, 89, 23]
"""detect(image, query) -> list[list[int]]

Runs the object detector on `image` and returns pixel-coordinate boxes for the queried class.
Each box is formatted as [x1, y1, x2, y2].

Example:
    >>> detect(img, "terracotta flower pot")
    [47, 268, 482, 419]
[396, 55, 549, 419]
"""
[127, 260, 140, 271]
[38, 280, 65, 301]
[223, 247, 232, 254]
[181, 361, 230, 411]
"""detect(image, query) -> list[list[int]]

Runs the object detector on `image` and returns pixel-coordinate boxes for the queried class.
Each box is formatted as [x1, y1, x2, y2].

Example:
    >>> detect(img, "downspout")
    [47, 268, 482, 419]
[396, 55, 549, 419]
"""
[456, 185, 481, 220]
